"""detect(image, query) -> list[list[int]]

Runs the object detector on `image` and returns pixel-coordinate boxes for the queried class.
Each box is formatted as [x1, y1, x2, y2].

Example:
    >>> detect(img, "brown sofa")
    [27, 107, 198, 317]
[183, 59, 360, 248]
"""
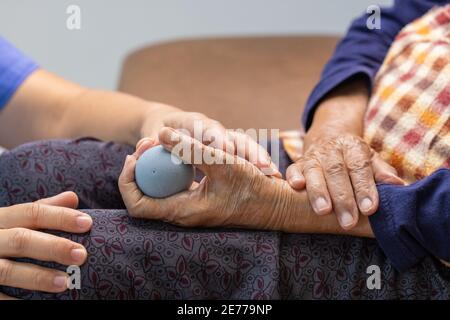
[118, 36, 340, 131]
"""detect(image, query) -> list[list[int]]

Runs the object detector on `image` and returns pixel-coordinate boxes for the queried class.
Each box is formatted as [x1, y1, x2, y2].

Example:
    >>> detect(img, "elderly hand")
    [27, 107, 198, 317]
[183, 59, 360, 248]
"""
[0, 192, 91, 300]
[139, 110, 280, 177]
[286, 133, 404, 229]
[119, 128, 375, 238]
[120, 127, 288, 230]
[286, 76, 405, 230]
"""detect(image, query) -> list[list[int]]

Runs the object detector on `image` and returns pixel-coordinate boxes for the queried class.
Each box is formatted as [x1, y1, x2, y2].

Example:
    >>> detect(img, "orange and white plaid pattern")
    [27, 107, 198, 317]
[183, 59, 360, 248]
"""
[364, 5, 450, 183]
[281, 6, 450, 184]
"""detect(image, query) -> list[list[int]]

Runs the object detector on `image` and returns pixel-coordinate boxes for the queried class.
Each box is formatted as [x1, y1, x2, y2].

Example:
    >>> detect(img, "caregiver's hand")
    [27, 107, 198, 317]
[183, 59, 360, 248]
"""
[286, 77, 404, 230]
[139, 110, 280, 177]
[0, 192, 91, 300]
[120, 127, 285, 230]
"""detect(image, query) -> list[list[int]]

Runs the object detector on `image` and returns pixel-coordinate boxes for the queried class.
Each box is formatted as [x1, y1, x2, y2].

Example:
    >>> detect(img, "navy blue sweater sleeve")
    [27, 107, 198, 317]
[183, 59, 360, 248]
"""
[0, 37, 38, 109]
[370, 169, 450, 272]
[302, 0, 449, 130]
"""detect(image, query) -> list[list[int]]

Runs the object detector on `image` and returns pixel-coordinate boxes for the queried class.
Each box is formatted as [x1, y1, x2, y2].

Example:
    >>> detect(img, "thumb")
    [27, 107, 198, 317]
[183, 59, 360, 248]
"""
[36, 191, 79, 209]
[372, 153, 406, 185]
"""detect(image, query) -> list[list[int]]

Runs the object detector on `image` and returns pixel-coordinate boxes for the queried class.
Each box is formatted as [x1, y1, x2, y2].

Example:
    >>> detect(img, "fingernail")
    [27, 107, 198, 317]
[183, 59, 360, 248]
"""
[270, 162, 279, 172]
[339, 211, 354, 227]
[360, 198, 373, 212]
[76, 215, 92, 229]
[314, 197, 329, 214]
[53, 276, 67, 289]
[71, 248, 86, 264]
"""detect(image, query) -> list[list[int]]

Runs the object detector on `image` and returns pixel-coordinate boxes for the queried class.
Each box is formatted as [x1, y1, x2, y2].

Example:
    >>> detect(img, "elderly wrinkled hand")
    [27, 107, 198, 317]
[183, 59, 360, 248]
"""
[119, 127, 292, 230]
[286, 133, 405, 230]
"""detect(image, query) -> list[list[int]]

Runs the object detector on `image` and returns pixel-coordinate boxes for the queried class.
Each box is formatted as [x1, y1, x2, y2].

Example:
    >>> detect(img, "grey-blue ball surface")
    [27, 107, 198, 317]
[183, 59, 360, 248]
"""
[135, 145, 195, 198]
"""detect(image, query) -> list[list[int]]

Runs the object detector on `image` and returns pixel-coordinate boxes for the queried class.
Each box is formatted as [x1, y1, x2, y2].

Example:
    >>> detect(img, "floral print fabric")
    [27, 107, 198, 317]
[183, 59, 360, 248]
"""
[0, 139, 449, 299]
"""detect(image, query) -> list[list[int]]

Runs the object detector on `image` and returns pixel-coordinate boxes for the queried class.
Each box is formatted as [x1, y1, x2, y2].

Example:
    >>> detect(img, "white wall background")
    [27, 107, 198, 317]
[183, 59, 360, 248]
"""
[0, 0, 392, 89]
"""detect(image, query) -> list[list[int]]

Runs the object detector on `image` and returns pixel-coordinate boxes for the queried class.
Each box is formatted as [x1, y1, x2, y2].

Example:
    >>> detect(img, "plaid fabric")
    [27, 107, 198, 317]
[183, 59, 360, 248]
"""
[281, 6, 450, 184]
[364, 5, 450, 183]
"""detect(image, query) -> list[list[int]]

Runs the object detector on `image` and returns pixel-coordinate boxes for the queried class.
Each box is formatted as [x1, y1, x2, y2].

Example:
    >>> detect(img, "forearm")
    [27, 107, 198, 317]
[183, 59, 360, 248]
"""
[59, 88, 178, 146]
[0, 69, 178, 148]
[305, 76, 369, 145]
[257, 176, 374, 238]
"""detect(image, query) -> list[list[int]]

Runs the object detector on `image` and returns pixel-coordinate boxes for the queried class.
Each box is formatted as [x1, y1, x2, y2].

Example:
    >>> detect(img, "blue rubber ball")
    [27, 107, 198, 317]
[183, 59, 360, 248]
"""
[135, 145, 195, 198]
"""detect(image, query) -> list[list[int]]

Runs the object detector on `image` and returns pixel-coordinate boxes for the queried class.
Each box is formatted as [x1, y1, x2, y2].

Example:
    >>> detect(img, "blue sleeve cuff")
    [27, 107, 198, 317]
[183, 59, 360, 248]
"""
[0, 38, 39, 109]
[369, 169, 450, 272]
[369, 184, 427, 272]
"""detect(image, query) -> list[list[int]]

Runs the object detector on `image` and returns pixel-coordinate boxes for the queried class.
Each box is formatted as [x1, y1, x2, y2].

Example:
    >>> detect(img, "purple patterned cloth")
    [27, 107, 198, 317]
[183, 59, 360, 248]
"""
[0, 139, 449, 299]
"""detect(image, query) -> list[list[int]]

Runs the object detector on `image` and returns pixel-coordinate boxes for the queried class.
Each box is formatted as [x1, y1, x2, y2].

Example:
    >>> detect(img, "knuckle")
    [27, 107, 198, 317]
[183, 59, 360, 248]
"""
[301, 157, 321, 172]
[324, 160, 346, 176]
[54, 207, 67, 230]
[51, 238, 73, 262]
[352, 177, 373, 191]
[188, 112, 208, 122]
[26, 203, 45, 226]
[0, 259, 13, 284]
[32, 270, 48, 290]
[332, 193, 355, 209]
[347, 157, 371, 173]
[8, 228, 31, 254]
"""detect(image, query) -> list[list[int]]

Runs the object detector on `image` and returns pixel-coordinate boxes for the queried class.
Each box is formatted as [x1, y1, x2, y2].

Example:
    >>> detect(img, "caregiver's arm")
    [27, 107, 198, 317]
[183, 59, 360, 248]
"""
[0, 36, 276, 173]
[0, 69, 176, 148]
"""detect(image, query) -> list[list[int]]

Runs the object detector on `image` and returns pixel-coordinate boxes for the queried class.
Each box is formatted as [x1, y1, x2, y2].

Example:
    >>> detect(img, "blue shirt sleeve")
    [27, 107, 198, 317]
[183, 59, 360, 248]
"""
[0, 37, 38, 110]
[301, 0, 449, 130]
[370, 169, 450, 272]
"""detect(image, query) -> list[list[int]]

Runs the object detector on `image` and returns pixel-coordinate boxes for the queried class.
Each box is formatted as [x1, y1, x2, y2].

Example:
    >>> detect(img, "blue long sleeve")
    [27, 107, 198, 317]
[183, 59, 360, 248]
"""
[0, 37, 38, 109]
[370, 169, 450, 271]
[302, 0, 449, 130]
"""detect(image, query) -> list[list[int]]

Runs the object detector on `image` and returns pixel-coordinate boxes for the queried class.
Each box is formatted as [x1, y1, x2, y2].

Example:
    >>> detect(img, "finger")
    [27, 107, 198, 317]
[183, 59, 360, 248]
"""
[159, 127, 242, 176]
[0, 202, 92, 233]
[188, 181, 200, 191]
[301, 158, 333, 215]
[36, 191, 79, 209]
[136, 137, 159, 151]
[286, 162, 306, 190]
[133, 138, 158, 159]
[118, 154, 145, 211]
[202, 121, 236, 156]
[372, 153, 406, 185]
[321, 153, 359, 229]
[343, 145, 379, 216]
[0, 228, 87, 266]
[0, 259, 69, 293]
[229, 131, 278, 176]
